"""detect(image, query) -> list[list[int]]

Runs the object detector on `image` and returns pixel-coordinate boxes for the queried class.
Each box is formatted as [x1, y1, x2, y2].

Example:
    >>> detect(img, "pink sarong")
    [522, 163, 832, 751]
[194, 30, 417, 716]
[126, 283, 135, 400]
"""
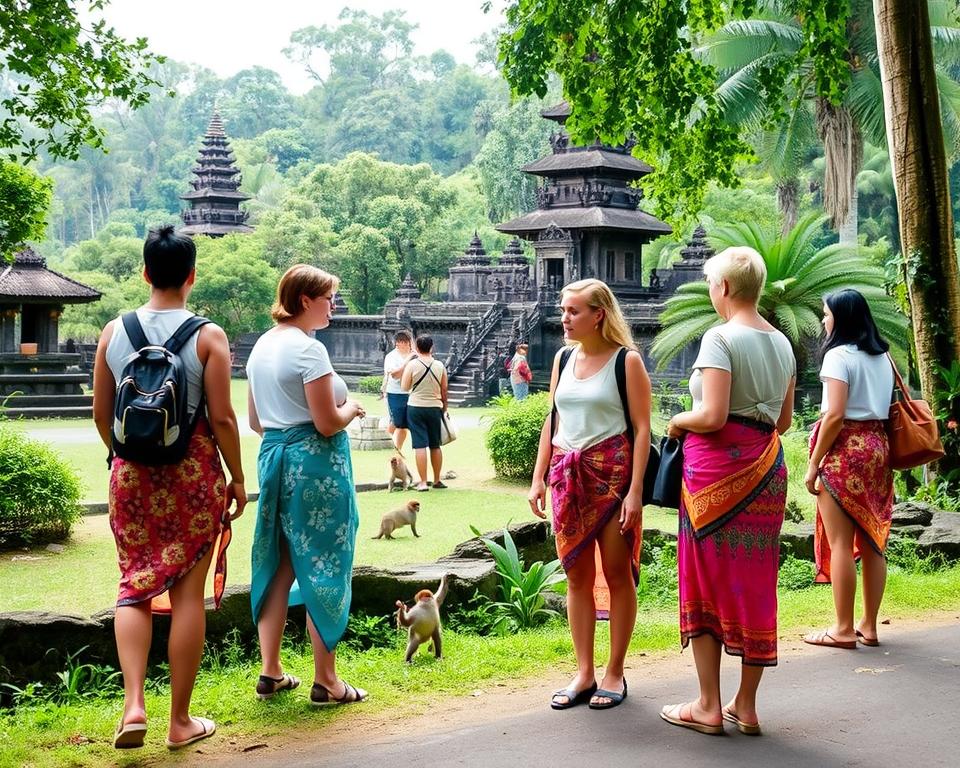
[679, 417, 786, 666]
[549, 432, 640, 618]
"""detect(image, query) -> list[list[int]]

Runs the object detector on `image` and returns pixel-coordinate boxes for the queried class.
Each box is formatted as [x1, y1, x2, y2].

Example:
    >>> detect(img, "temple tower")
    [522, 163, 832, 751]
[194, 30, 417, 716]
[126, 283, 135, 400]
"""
[179, 112, 254, 237]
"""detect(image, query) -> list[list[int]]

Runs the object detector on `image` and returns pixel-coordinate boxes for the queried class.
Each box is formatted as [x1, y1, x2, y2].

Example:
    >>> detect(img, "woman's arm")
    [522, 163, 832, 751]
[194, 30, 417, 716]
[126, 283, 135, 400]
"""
[248, 387, 263, 436]
[304, 374, 363, 437]
[621, 350, 652, 533]
[91, 320, 117, 450]
[528, 349, 564, 519]
[776, 376, 797, 435]
[440, 366, 448, 411]
[805, 378, 848, 494]
[198, 325, 247, 520]
[668, 368, 731, 437]
[400, 360, 414, 392]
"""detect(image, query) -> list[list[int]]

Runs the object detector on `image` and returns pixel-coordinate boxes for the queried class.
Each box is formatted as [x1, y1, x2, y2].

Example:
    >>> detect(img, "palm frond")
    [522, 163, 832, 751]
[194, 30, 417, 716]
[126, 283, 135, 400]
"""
[697, 19, 803, 73]
[847, 68, 887, 148]
[651, 314, 723, 370]
[935, 68, 960, 162]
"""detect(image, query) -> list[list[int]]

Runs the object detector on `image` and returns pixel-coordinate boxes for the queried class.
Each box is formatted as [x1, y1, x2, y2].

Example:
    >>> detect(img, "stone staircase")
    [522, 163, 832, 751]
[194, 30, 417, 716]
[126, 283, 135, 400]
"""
[0, 368, 93, 419]
[445, 311, 524, 407]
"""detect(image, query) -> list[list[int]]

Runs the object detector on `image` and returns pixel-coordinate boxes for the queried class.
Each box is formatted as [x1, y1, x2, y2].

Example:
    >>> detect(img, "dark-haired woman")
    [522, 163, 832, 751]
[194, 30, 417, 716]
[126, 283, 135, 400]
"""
[401, 335, 448, 492]
[804, 289, 895, 649]
[93, 225, 246, 750]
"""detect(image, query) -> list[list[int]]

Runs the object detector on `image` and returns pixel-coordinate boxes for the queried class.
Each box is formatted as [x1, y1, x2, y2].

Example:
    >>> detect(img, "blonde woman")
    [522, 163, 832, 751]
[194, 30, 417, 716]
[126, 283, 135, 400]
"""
[528, 279, 652, 710]
[660, 247, 795, 736]
[246, 265, 368, 706]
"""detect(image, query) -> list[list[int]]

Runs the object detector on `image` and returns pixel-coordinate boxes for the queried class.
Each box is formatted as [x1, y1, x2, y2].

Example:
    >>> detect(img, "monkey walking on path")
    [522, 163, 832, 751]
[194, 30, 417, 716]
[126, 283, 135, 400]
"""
[372, 500, 420, 539]
[396, 575, 448, 663]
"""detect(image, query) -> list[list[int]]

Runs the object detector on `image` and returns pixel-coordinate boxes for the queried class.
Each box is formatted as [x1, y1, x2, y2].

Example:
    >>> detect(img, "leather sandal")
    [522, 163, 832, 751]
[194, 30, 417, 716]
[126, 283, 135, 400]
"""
[660, 702, 723, 735]
[803, 630, 857, 649]
[256, 672, 301, 700]
[856, 630, 880, 647]
[113, 720, 147, 749]
[589, 678, 627, 710]
[310, 680, 368, 707]
[550, 681, 597, 710]
[722, 706, 761, 735]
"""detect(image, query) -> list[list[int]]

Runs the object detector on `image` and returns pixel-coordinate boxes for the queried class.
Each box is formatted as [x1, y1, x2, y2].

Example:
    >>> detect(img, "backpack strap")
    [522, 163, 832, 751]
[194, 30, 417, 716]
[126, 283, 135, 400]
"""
[549, 347, 575, 439]
[163, 315, 212, 354]
[614, 348, 634, 444]
[120, 312, 150, 351]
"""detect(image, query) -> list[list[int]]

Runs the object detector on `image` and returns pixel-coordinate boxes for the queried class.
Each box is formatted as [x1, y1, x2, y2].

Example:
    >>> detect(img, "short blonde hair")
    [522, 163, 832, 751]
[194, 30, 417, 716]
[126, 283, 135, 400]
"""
[703, 246, 766, 303]
[271, 264, 340, 323]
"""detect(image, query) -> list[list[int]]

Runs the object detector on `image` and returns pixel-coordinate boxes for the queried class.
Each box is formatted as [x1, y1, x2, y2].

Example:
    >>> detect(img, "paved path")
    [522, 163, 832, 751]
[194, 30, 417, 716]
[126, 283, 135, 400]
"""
[212, 623, 959, 768]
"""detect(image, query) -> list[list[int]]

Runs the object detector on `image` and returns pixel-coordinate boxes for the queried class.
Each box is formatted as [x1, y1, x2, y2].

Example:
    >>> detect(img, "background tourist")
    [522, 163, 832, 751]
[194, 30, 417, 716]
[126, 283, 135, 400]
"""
[93, 225, 246, 749]
[511, 342, 533, 400]
[660, 246, 795, 736]
[401, 335, 448, 491]
[497, 340, 516, 397]
[246, 265, 368, 707]
[381, 330, 414, 452]
[528, 279, 651, 711]
[804, 289, 895, 649]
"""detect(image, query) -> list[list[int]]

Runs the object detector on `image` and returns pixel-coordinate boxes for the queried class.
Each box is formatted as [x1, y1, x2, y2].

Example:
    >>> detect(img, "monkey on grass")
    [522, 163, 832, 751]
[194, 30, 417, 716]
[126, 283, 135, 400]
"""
[395, 575, 448, 663]
[387, 453, 414, 491]
[372, 499, 420, 539]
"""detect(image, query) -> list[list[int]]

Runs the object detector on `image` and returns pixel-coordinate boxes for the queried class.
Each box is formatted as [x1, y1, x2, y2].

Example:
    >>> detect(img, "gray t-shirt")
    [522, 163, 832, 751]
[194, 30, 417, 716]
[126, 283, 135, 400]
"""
[689, 324, 796, 425]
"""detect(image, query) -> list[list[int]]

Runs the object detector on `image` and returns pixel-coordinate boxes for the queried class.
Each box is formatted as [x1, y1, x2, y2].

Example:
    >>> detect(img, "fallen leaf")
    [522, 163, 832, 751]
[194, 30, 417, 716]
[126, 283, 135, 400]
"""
[67, 734, 92, 746]
[242, 744, 268, 753]
[854, 667, 895, 675]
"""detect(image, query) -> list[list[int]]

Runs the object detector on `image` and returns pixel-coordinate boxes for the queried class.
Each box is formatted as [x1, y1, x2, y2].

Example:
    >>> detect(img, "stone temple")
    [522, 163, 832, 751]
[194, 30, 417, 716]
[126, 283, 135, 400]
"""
[233, 102, 712, 403]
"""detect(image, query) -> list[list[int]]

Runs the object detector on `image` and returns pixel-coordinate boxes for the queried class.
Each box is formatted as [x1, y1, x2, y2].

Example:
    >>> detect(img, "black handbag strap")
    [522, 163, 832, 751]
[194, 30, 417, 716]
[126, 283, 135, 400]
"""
[412, 359, 441, 391]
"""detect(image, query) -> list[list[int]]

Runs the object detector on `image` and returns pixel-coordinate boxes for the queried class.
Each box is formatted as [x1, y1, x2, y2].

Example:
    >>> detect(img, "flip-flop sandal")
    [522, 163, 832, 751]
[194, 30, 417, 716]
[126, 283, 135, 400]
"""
[722, 706, 761, 735]
[310, 680, 369, 707]
[660, 702, 724, 735]
[165, 717, 216, 750]
[432, 481, 448, 489]
[416, 484, 430, 492]
[550, 681, 597, 710]
[255, 672, 301, 700]
[589, 679, 627, 710]
[113, 720, 147, 749]
[803, 630, 857, 649]
[856, 630, 880, 647]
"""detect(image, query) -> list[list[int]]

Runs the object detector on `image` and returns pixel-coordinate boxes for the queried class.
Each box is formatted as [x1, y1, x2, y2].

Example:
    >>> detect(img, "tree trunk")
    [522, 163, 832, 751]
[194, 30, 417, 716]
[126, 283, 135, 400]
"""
[816, 100, 862, 234]
[777, 177, 800, 236]
[875, 0, 960, 473]
[838, 184, 859, 246]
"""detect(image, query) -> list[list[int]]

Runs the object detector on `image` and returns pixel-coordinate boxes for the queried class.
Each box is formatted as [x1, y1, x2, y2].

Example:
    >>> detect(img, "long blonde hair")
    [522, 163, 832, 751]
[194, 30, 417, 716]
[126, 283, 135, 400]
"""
[561, 278, 637, 351]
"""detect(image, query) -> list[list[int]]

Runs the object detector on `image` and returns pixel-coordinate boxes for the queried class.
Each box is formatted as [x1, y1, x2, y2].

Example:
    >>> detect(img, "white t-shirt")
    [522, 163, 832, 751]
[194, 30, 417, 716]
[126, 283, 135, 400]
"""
[383, 348, 408, 395]
[552, 348, 626, 451]
[246, 327, 347, 430]
[690, 324, 796, 425]
[820, 345, 894, 420]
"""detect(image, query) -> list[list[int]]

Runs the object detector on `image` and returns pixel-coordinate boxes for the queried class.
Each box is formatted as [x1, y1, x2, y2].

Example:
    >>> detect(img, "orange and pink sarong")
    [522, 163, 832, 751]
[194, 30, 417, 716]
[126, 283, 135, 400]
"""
[679, 417, 786, 666]
[810, 419, 894, 583]
[549, 432, 640, 618]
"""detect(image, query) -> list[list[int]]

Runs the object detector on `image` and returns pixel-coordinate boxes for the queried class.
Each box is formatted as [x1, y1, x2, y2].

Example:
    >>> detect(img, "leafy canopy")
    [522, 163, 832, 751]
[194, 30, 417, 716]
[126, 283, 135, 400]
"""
[0, 159, 51, 260]
[652, 213, 910, 368]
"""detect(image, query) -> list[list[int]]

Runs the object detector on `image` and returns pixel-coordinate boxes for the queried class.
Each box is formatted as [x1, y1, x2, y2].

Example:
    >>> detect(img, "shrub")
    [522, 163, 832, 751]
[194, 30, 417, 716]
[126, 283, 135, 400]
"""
[0, 427, 83, 548]
[484, 392, 551, 480]
[357, 375, 384, 395]
[445, 590, 499, 636]
[886, 537, 948, 575]
[342, 613, 396, 651]
[778, 556, 815, 590]
[637, 543, 678, 607]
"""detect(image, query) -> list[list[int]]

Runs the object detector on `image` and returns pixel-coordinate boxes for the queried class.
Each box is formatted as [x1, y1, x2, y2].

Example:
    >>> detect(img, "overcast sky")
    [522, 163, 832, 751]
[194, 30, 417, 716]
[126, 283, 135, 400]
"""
[99, 0, 508, 94]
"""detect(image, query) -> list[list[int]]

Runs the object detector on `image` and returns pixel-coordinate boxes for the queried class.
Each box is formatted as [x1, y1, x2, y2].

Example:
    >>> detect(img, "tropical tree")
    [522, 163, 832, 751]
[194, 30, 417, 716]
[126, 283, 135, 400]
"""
[0, 160, 52, 260]
[651, 214, 909, 372]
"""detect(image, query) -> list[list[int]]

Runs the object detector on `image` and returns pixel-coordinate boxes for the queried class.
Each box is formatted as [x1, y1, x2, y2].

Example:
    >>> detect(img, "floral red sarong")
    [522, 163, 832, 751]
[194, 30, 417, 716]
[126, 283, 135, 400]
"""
[549, 432, 639, 619]
[810, 419, 894, 584]
[679, 417, 786, 666]
[109, 419, 230, 613]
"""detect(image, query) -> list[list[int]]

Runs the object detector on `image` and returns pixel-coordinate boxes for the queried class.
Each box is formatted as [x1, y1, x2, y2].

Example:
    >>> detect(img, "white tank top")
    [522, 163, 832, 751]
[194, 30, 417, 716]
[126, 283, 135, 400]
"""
[552, 348, 626, 451]
[105, 308, 205, 418]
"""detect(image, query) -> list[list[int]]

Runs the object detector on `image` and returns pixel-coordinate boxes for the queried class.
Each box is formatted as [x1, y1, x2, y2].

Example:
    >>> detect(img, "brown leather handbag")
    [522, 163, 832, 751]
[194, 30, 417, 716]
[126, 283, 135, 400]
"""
[886, 354, 945, 470]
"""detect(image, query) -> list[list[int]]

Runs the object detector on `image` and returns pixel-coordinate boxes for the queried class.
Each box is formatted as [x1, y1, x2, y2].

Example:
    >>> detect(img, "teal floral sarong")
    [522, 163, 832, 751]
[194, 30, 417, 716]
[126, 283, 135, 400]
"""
[251, 424, 358, 651]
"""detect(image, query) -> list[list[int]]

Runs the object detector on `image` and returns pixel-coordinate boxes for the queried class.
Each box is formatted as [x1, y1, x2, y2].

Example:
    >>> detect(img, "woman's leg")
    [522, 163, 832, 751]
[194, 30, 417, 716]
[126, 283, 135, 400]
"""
[166, 545, 216, 743]
[856, 530, 887, 641]
[817, 493, 858, 642]
[553, 552, 597, 702]
[594, 515, 637, 700]
[726, 665, 764, 726]
[430, 448, 443, 484]
[414, 448, 429, 486]
[257, 538, 296, 679]
[114, 601, 153, 727]
[686, 634, 724, 724]
[307, 615, 338, 689]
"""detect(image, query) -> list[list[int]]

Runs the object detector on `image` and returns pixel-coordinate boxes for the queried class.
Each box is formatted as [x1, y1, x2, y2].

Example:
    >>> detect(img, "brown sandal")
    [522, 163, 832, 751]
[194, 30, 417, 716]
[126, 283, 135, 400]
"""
[856, 630, 880, 647]
[803, 630, 857, 649]
[310, 680, 368, 707]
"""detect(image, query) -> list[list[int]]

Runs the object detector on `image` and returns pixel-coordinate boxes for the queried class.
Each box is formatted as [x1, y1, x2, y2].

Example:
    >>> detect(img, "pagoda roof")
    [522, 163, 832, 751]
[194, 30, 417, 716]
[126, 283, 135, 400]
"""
[522, 148, 653, 177]
[179, 222, 255, 236]
[181, 188, 251, 202]
[0, 249, 101, 304]
[541, 101, 572, 122]
[496, 207, 672, 238]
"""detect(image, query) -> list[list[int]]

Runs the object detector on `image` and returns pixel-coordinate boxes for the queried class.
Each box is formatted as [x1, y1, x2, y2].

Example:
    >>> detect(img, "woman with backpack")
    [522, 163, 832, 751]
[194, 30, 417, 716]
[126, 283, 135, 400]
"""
[246, 264, 368, 708]
[527, 279, 652, 711]
[92, 225, 247, 750]
[401, 335, 449, 491]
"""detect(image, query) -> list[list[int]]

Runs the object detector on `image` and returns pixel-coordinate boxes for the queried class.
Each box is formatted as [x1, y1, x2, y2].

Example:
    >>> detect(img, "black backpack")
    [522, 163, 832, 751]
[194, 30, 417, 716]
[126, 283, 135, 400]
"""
[111, 311, 211, 466]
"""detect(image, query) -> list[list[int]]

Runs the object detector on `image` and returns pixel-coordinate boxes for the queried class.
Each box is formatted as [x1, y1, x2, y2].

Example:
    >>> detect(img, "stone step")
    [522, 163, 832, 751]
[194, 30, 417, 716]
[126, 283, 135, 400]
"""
[0, 405, 92, 419]
[0, 394, 93, 408]
[0, 373, 88, 384]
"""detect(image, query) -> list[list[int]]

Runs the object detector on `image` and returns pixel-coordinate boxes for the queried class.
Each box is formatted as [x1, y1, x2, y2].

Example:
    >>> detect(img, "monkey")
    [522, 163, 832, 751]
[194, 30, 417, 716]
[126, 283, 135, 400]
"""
[372, 499, 420, 539]
[387, 453, 414, 492]
[395, 575, 448, 663]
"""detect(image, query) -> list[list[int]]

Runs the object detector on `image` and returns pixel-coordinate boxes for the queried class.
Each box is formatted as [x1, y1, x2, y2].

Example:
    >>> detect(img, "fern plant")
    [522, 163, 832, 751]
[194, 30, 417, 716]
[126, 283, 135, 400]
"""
[651, 214, 909, 369]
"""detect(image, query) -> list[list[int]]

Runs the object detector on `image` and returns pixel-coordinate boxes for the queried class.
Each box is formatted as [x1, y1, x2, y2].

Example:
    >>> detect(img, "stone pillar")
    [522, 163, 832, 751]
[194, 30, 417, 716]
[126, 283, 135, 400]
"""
[0, 307, 19, 353]
[42, 306, 62, 354]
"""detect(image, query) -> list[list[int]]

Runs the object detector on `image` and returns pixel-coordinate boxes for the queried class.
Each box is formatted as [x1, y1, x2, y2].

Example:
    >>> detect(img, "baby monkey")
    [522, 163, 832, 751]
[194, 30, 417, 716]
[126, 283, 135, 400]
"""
[388, 453, 414, 492]
[372, 499, 420, 539]
[396, 575, 448, 663]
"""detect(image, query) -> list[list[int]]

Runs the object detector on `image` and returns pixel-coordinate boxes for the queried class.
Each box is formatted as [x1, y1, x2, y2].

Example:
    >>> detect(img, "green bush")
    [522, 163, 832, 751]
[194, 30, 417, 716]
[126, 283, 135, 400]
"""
[342, 613, 397, 651]
[484, 392, 551, 481]
[357, 375, 384, 395]
[0, 427, 83, 548]
[778, 555, 815, 590]
[637, 543, 678, 607]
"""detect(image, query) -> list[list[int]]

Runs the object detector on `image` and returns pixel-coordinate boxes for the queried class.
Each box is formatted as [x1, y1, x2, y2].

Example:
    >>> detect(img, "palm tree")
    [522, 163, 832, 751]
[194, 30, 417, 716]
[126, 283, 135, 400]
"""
[697, 0, 960, 243]
[651, 214, 910, 370]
